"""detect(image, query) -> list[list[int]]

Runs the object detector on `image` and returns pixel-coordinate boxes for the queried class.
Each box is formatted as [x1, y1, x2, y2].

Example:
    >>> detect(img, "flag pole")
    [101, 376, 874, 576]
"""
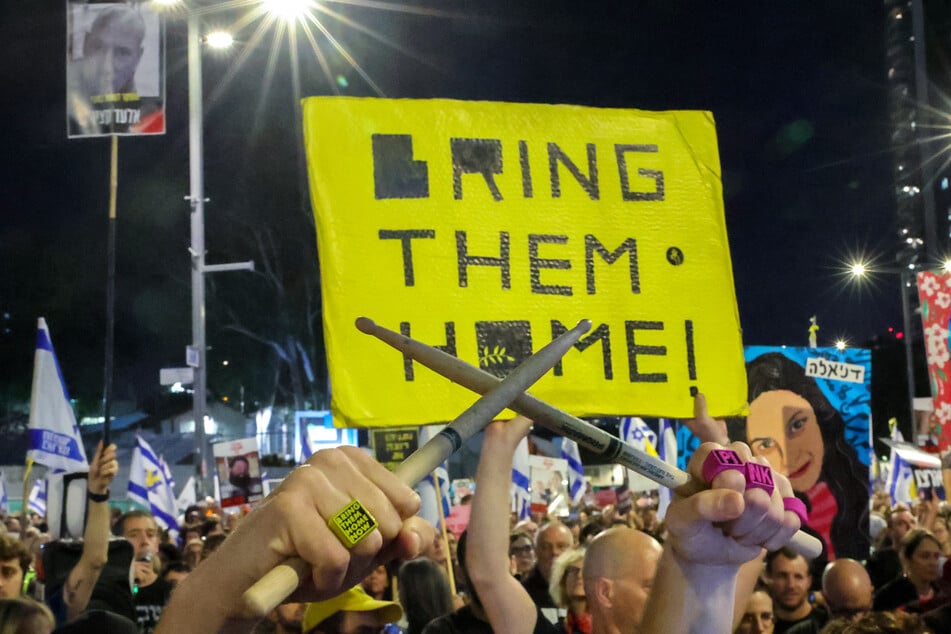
[102, 135, 118, 446]
[432, 472, 456, 594]
[22, 458, 33, 520]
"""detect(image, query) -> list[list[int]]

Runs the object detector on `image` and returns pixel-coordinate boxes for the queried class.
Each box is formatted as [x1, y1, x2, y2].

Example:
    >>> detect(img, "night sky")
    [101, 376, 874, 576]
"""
[0, 2, 900, 414]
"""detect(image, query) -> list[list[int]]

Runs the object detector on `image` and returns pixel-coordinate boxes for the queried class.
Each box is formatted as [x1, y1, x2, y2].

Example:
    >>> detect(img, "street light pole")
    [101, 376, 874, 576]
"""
[186, 12, 255, 498]
[900, 268, 918, 435]
[187, 12, 209, 497]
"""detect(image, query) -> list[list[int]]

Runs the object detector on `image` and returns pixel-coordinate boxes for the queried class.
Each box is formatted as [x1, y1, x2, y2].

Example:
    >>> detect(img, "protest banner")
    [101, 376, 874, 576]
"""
[303, 97, 746, 427]
[371, 428, 420, 471]
[917, 271, 951, 451]
[212, 437, 263, 509]
[529, 455, 568, 516]
[884, 440, 945, 502]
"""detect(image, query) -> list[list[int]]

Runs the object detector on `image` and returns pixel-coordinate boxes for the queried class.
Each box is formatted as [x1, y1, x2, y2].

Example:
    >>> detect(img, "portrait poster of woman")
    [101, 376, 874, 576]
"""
[669, 346, 872, 561]
[732, 346, 872, 561]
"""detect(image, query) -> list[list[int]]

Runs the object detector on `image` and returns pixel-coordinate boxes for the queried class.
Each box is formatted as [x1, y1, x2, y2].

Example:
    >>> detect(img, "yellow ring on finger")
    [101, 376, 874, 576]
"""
[328, 499, 379, 549]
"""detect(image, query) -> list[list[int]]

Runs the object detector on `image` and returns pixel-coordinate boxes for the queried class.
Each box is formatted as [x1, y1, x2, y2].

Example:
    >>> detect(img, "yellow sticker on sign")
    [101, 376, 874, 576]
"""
[303, 97, 746, 427]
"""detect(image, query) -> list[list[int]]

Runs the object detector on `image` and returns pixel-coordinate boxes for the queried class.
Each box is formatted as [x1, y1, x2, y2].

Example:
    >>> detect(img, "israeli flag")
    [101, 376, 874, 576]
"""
[885, 422, 915, 505]
[27, 319, 88, 473]
[28, 478, 47, 517]
[176, 476, 197, 512]
[620, 417, 659, 491]
[560, 438, 585, 506]
[426, 465, 452, 519]
[128, 436, 180, 538]
[415, 426, 452, 526]
[0, 474, 8, 514]
[160, 455, 175, 499]
[656, 419, 678, 519]
[887, 451, 916, 505]
[511, 435, 531, 521]
[620, 417, 658, 453]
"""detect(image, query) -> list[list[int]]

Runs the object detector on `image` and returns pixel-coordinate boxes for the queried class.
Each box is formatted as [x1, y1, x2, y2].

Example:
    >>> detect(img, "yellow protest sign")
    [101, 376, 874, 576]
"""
[303, 97, 746, 427]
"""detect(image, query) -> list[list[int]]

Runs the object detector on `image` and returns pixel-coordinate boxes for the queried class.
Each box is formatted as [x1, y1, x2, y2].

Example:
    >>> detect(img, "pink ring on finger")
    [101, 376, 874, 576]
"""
[783, 497, 808, 526]
[701, 449, 745, 484]
[743, 462, 775, 497]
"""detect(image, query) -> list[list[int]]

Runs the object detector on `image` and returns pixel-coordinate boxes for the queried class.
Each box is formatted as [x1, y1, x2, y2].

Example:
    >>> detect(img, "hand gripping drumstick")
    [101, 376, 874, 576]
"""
[355, 317, 823, 560]
[241, 319, 593, 617]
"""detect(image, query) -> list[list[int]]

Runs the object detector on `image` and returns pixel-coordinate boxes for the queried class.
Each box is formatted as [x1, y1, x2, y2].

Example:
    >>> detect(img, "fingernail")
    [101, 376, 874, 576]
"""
[409, 529, 423, 555]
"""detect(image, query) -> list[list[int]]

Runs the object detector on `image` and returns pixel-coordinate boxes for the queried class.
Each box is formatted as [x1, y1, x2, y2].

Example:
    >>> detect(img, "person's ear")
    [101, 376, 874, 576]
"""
[590, 577, 613, 607]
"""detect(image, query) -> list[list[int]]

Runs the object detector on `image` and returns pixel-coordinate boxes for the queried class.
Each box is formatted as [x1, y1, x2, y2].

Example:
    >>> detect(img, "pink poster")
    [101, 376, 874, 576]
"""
[917, 271, 951, 451]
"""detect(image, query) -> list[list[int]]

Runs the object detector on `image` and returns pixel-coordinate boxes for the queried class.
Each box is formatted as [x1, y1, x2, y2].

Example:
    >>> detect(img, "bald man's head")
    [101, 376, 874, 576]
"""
[583, 528, 662, 632]
[535, 522, 574, 579]
[821, 558, 873, 622]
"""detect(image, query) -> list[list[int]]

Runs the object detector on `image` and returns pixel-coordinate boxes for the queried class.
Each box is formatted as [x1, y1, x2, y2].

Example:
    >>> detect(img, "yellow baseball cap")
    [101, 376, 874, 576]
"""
[302, 586, 402, 632]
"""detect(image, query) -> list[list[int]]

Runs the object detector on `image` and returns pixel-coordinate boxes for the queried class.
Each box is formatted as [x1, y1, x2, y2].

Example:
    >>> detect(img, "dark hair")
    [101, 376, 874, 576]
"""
[823, 611, 929, 634]
[397, 558, 454, 634]
[158, 541, 182, 565]
[765, 547, 807, 576]
[200, 517, 221, 538]
[0, 534, 32, 577]
[745, 352, 870, 560]
[181, 522, 202, 541]
[579, 517, 606, 544]
[457, 530, 482, 608]
[201, 533, 227, 560]
[161, 561, 191, 580]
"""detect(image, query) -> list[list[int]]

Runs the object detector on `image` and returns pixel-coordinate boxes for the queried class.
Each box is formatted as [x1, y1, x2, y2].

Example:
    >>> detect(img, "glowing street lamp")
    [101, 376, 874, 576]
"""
[262, 0, 314, 21]
[846, 258, 917, 429]
[205, 30, 234, 49]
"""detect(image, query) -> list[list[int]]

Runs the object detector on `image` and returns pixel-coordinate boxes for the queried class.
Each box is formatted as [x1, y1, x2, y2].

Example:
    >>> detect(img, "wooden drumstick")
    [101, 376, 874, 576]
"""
[240, 319, 593, 616]
[355, 317, 823, 560]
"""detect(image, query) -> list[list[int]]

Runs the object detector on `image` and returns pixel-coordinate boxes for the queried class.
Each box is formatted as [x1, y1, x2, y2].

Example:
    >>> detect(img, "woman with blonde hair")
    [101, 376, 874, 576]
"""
[549, 547, 589, 634]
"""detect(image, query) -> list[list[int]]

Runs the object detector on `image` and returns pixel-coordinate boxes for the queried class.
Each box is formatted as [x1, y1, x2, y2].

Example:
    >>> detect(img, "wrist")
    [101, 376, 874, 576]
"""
[87, 488, 110, 503]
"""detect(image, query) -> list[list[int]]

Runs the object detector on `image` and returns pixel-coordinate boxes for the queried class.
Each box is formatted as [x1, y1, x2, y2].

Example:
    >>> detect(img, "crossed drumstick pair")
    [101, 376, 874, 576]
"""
[243, 318, 822, 616]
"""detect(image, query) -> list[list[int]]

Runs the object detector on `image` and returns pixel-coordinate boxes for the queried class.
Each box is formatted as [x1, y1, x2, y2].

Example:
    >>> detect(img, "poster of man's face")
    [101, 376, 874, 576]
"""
[213, 438, 264, 508]
[66, 2, 165, 137]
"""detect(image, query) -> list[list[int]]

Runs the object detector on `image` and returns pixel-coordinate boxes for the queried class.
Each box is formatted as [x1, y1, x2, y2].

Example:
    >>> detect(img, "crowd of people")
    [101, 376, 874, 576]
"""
[0, 397, 946, 633]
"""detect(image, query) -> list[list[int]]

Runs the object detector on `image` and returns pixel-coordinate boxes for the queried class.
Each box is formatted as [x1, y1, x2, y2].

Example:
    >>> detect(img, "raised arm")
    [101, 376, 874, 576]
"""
[466, 417, 540, 634]
[156, 445, 435, 633]
[63, 440, 118, 620]
[640, 442, 800, 634]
